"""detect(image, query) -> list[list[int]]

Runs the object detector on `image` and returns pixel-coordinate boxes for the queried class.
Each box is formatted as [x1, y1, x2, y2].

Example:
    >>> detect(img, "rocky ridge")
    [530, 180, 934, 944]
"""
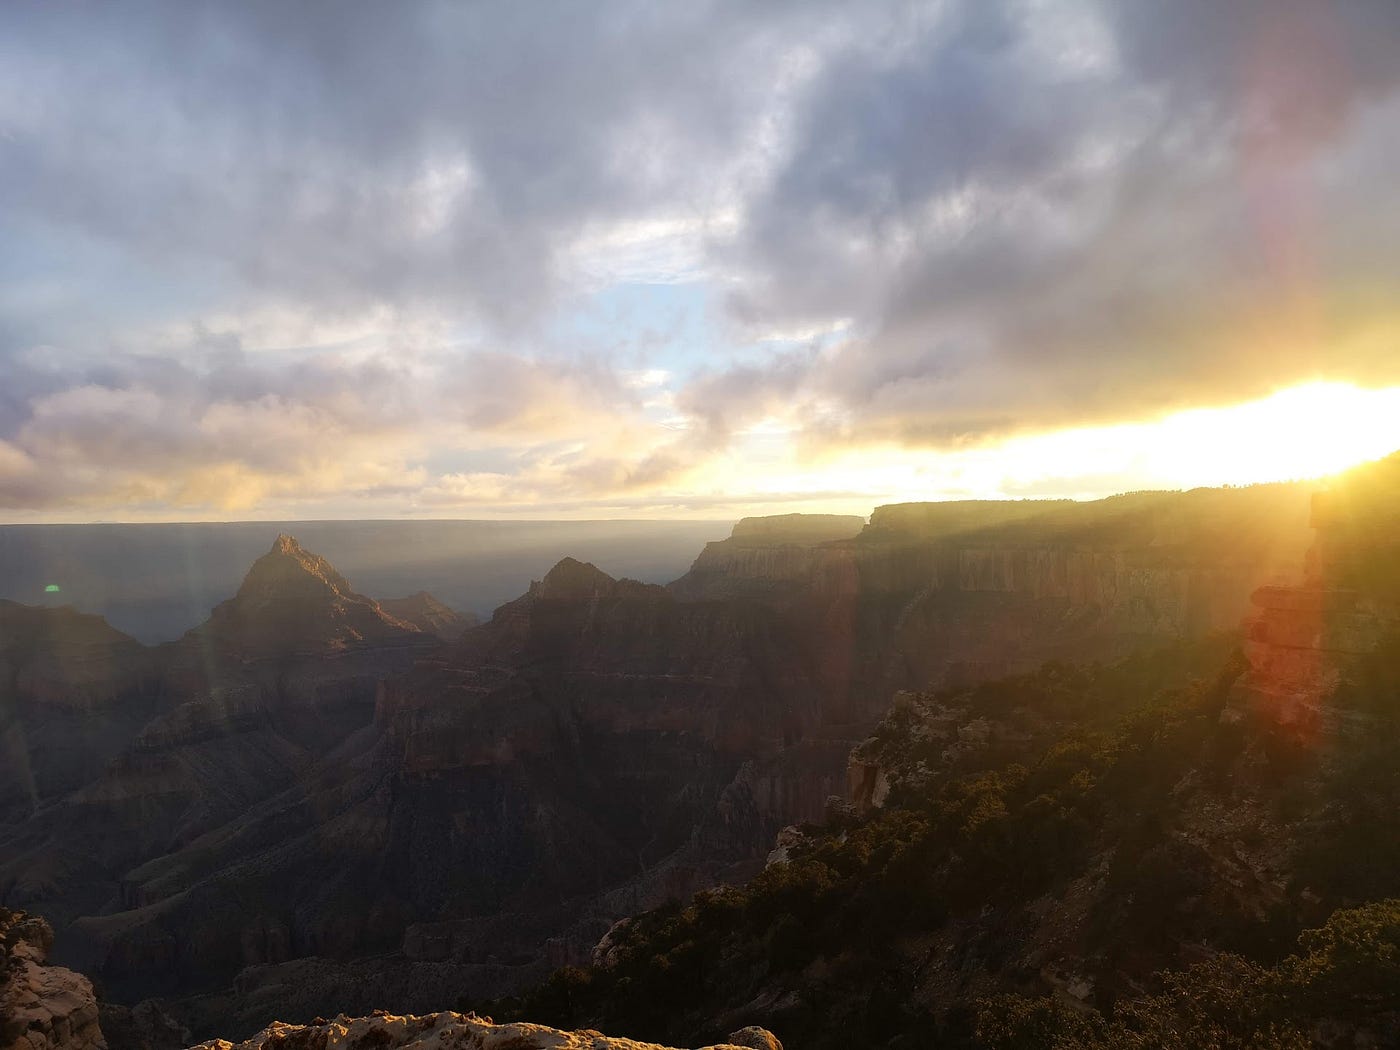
[674, 483, 1312, 704]
[378, 594, 478, 642]
[190, 1012, 781, 1050]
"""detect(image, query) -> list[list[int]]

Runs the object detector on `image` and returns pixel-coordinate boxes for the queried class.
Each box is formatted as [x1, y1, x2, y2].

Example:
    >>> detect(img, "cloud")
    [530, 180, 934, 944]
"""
[0, 332, 656, 512]
[0, 1, 837, 333]
[723, 0, 1400, 444]
[3, 1, 1400, 517]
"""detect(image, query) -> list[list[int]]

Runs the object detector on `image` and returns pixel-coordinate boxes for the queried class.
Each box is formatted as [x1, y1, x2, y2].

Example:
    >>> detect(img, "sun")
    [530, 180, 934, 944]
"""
[694, 380, 1400, 513]
[1140, 382, 1400, 489]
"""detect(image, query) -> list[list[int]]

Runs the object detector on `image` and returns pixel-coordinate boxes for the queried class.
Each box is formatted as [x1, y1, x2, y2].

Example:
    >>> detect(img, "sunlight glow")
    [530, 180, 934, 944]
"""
[715, 381, 1400, 512]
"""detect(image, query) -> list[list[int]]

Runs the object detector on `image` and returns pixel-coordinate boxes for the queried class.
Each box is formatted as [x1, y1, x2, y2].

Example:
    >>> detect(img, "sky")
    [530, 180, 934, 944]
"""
[3, 0, 1400, 522]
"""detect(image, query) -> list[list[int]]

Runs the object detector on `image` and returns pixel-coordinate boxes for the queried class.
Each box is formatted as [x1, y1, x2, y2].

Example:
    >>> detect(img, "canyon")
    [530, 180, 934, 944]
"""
[0, 481, 1319, 1043]
[505, 455, 1400, 1048]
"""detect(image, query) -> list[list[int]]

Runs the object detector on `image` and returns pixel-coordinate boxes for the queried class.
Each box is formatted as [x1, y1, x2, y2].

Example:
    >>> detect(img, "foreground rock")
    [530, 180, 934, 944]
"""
[1, 909, 105, 1050]
[190, 1012, 780, 1050]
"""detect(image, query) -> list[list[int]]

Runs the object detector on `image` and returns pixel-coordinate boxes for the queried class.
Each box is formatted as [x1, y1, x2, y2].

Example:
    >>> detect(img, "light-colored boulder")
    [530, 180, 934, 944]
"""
[1, 911, 106, 1050]
[187, 1010, 780, 1050]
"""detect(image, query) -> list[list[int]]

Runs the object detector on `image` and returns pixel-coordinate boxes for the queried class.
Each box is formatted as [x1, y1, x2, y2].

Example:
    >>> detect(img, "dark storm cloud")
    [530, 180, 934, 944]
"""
[3, 0, 1400, 512]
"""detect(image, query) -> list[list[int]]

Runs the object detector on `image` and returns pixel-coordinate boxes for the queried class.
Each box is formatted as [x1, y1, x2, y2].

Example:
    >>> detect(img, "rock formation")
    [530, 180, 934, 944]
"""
[0, 538, 449, 998]
[2, 909, 105, 1050]
[0, 482, 1327, 1040]
[189, 1011, 780, 1050]
[160, 534, 431, 673]
[378, 594, 478, 642]
[674, 484, 1312, 713]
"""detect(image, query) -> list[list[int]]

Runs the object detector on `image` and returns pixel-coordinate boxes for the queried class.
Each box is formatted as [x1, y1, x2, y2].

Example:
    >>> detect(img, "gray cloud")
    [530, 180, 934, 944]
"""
[724, 0, 1400, 442]
[3, 0, 1400, 514]
[2, 0, 836, 330]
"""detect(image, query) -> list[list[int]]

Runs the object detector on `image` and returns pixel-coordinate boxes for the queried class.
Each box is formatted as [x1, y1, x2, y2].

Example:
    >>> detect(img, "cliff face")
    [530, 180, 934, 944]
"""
[1, 556, 821, 1027]
[35, 555, 838, 1029]
[674, 483, 1312, 724]
[364, 559, 827, 960]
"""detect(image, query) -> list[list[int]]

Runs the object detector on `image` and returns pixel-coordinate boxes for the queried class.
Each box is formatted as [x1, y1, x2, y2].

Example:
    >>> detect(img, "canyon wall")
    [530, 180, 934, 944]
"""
[0, 482, 1326, 1041]
[676, 483, 1312, 723]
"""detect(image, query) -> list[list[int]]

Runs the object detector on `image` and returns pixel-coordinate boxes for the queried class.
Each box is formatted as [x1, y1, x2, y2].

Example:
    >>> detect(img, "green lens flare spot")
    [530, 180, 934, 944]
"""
[44, 584, 61, 593]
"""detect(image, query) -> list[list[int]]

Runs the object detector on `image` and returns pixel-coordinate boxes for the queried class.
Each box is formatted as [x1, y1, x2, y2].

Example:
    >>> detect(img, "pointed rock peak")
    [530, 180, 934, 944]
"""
[197, 536, 427, 654]
[236, 534, 356, 604]
[537, 557, 616, 599]
[270, 533, 306, 556]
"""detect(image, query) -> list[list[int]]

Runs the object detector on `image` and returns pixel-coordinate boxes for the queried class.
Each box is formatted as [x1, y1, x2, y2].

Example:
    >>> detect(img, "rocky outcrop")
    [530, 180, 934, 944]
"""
[96, 999, 189, 1050]
[2, 909, 105, 1050]
[190, 1011, 781, 1050]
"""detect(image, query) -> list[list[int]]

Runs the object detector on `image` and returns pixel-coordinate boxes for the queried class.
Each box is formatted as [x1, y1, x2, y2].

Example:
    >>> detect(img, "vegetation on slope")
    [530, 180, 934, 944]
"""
[981, 898, 1400, 1049]
[474, 634, 1400, 1049]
